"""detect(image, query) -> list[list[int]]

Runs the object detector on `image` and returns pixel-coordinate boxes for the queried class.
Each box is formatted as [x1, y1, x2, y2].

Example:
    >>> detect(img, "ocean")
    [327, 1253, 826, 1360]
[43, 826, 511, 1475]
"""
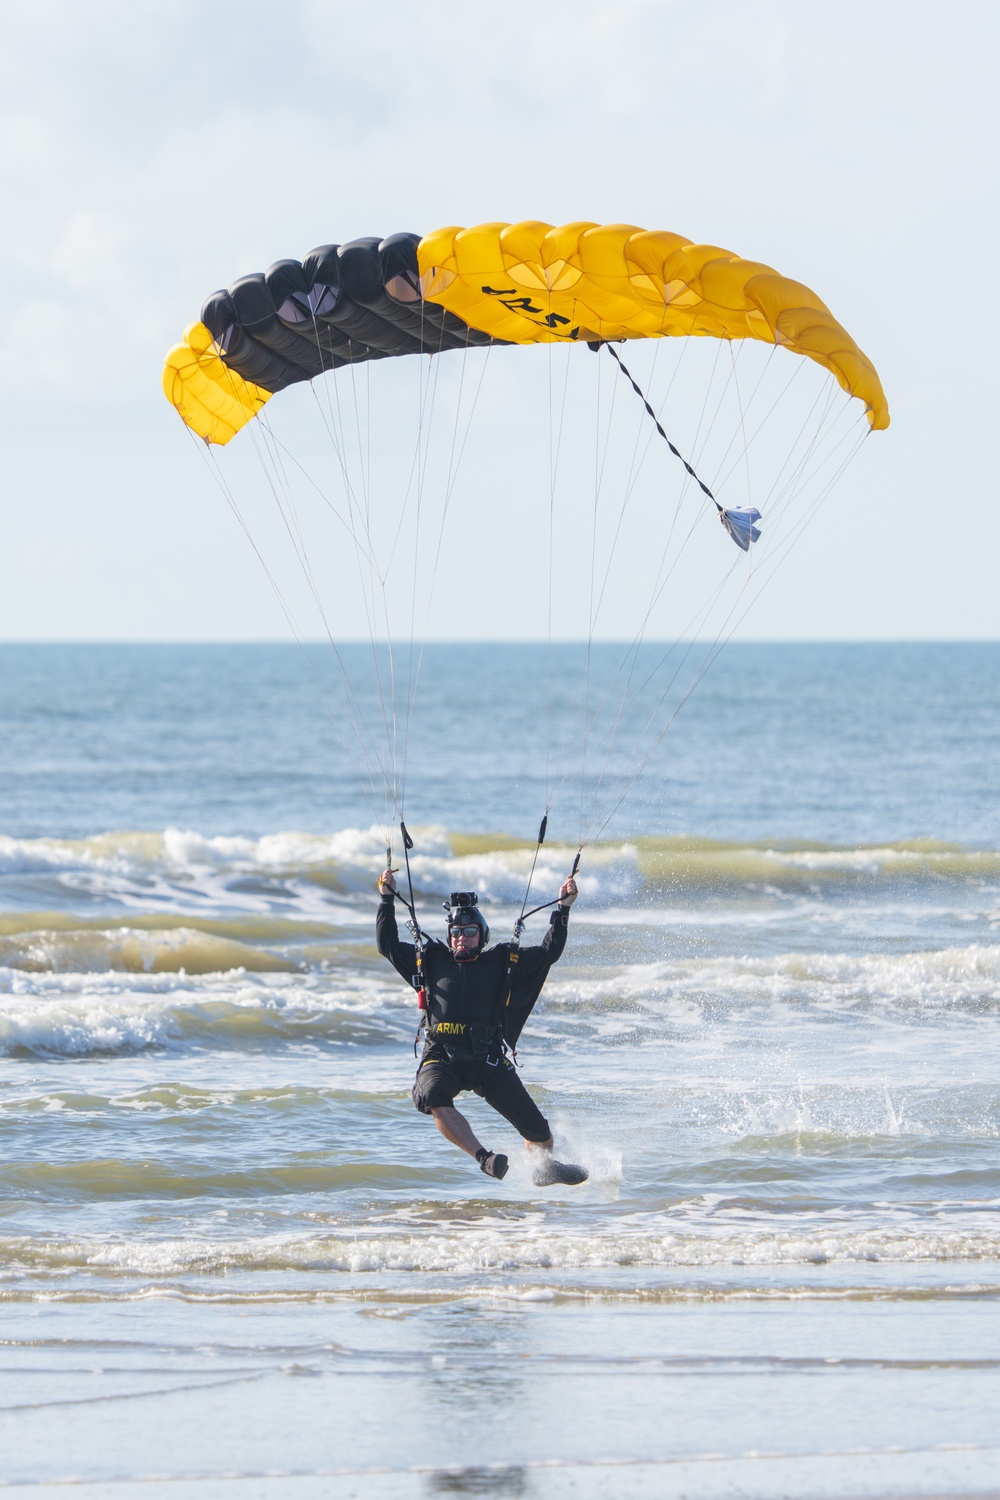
[0, 641, 998, 1498]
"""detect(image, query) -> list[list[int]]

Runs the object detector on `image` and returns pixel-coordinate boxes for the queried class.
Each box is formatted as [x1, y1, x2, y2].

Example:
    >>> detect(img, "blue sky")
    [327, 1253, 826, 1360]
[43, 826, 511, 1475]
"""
[2, 0, 996, 640]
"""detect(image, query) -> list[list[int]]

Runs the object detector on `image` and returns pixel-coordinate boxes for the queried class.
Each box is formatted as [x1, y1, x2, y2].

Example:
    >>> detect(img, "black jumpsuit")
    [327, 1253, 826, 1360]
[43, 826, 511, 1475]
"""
[376, 895, 569, 1143]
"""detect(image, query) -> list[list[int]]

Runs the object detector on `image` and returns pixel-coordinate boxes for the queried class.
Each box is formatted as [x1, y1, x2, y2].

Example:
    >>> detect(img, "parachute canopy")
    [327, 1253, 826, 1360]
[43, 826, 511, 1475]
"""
[162, 221, 889, 446]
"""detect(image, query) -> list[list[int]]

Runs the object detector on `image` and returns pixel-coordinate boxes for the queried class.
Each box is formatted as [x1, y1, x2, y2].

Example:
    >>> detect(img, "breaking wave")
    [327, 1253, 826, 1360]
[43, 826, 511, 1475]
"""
[2, 938, 999, 1056]
[0, 971, 406, 1056]
[543, 943, 1000, 1018]
[1, 1224, 998, 1279]
[3, 826, 1000, 905]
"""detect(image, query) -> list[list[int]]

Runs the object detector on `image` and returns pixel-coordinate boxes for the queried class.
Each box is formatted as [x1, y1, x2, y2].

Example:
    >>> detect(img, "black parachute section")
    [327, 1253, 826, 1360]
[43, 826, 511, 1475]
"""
[199, 234, 498, 395]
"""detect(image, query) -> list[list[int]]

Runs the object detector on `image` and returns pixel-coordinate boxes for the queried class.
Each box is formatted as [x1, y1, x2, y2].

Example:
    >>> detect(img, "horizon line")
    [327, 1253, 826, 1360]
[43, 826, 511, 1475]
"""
[1, 637, 999, 648]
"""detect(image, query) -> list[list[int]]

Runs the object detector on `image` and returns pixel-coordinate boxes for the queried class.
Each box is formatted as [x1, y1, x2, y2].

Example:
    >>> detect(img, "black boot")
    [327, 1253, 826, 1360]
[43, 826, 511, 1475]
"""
[532, 1156, 588, 1186]
[475, 1148, 509, 1180]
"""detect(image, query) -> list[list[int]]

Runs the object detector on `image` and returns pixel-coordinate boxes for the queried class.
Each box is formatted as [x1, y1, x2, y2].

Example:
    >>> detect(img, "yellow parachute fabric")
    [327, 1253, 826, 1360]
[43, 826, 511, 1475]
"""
[419, 223, 889, 431]
[162, 221, 888, 444]
[162, 322, 272, 447]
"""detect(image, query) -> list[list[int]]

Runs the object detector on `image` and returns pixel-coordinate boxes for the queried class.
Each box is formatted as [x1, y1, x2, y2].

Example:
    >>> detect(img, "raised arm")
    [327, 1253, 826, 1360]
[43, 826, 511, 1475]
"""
[375, 868, 417, 984]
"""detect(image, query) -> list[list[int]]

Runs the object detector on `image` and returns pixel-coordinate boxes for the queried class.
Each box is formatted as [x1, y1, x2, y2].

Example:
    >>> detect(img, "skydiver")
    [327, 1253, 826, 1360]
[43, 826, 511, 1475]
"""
[376, 870, 588, 1185]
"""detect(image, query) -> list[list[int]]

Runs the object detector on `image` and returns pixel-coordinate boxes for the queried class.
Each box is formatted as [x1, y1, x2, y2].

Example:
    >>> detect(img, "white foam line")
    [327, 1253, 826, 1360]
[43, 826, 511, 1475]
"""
[4, 1223, 1000, 1277]
[2, 1440, 996, 1487]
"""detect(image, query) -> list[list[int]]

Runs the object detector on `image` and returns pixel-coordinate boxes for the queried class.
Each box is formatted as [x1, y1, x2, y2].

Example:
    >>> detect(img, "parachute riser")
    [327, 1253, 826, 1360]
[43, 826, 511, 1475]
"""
[515, 846, 580, 924]
[516, 813, 548, 926]
[399, 820, 431, 1052]
[499, 837, 580, 1065]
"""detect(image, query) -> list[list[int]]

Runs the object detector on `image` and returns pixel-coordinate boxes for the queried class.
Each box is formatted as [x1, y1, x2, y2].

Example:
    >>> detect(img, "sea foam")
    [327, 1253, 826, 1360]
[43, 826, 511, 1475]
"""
[5, 827, 998, 904]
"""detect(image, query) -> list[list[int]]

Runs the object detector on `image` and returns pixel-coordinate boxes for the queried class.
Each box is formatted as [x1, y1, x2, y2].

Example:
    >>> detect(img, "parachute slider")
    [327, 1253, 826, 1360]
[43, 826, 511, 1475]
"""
[719, 506, 762, 552]
[597, 342, 761, 552]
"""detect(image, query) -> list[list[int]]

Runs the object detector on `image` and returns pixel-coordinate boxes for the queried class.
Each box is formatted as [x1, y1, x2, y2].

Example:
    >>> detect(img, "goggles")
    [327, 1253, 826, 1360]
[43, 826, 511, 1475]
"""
[450, 923, 481, 939]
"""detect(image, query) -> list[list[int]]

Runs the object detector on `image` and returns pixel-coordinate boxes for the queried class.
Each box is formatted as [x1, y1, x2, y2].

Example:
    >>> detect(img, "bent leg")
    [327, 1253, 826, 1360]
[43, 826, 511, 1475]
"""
[479, 1060, 587, 1186]
[413, 1060, 495, 1163]
[478, 1059, 551, 1149]
[430, 1105, 485, 1159]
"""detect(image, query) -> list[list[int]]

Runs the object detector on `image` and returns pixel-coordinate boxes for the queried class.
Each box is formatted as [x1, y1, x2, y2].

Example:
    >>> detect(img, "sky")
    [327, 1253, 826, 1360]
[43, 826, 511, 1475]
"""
[1, 0, 997, 642]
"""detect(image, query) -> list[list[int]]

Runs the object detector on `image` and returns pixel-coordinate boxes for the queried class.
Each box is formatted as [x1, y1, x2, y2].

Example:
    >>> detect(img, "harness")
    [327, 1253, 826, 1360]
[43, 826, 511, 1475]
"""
[409, 925, 430, 1057]
[423, 959, 507, 1066]
[386, 822, 434, 1058]
[494, 916, 525, 1064]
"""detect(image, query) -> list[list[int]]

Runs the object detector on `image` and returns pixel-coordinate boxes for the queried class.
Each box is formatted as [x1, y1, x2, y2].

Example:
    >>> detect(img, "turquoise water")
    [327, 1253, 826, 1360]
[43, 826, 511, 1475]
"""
[1, 642, 998, 1497]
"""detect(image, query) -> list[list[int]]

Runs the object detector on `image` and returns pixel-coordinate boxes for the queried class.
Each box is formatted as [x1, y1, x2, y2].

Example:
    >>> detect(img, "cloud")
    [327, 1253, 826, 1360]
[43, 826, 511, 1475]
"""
[0, 300, 72, 391]
[48, 211, 131, 291]
[763, 22, 787, 110]
[0, 111, 56, 173]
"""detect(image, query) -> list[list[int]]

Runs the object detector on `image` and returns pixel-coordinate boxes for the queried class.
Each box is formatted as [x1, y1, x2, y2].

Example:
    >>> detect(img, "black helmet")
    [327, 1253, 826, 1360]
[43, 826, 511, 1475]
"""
[444, 891, 490, 952]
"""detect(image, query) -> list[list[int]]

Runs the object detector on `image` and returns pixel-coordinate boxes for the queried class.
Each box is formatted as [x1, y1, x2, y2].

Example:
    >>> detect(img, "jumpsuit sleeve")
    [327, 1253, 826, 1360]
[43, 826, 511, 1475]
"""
[376, 894, 418, 985]
[514, 907, 569, 979]
[500, 908, 570, 1050]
